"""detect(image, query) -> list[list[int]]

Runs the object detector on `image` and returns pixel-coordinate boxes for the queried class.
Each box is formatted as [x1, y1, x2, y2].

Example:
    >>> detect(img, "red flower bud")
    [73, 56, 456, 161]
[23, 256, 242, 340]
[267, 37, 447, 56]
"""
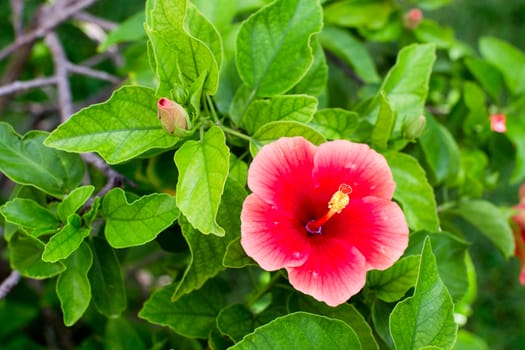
[490, 113, 506, 133]
[157, 98, 188, 135]
[403, 8, 423, 30]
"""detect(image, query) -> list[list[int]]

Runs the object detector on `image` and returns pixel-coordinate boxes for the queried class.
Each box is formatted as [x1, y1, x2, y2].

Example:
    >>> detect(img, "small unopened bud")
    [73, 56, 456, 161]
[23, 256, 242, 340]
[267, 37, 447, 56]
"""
[403, 115, 426, 139]
[403, 8, 423, 30]
[490, 113, 506, 133]
[157, 97, 188, 135]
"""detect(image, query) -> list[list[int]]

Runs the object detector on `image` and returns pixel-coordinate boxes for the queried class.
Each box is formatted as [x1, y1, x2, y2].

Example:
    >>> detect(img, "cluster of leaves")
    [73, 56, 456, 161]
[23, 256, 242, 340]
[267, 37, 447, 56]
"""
[1, 0, 525, 349]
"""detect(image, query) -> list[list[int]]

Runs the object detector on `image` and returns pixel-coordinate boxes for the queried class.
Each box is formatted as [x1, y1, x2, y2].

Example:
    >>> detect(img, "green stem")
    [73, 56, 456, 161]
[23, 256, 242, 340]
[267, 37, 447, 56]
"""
[206, 95, 220, 124]
[221, 124, 253, 142]
[246, 271, 282, 307]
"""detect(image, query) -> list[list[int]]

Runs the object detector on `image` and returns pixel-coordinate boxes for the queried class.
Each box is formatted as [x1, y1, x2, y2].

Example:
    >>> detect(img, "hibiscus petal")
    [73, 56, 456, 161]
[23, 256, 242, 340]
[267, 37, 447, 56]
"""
[328, 197, 409, 271]
[247, 137, 317, 218]
[287, 238, 366, 307]
[312, 140, 395, 201]
[241, 194, 311, 271]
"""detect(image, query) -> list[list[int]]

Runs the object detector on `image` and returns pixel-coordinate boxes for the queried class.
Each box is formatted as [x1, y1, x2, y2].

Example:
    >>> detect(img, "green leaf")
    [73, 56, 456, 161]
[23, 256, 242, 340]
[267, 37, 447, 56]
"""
[465, 58, 503, 102]
[223, 237, 255, 268]
[385, 152, 439, 231]
[479, 36, 525, 95]
[390, 238, 457, 350]
[229, 312, 362, 349]
[173, 179, 245, 300]
[42, 214, 90, 263]
[191, 0, 235, 34]
[8, 232, 65, 279]
[235, 0, 323, 96]
[139, 279, 226, 339]
[323, 1, 393, 29]
[507, 116, 525, 183]
[405, 231, 470, 302]
[146, 0, 219, 95]
[440, 200, 514, 258]
[288, 35, 328, 96]
[0, 122, 84, 197]
[45, 86, 180, 164]
[380, 44, 436, 135]
[88, 237, 127, 318]
[366, 255, 420, 303]
[250, 121, 326, 155]
[0, 298, 39, 339]
[102, 188, 179, 248]
[56, 242, 93, 326]
[99, 11, 146, 51]
[1, 198, 59, 234]
[418, 114, 461, 185]
[455, 330, 489, 350]
[242, 95, 318, 134]
[104, 317, 147, 350]
[57, 185, 95, 223]
[174, 126, 230, 236]
[370, 93, 394, 150]
[288, 295, 379, 350]
[187, 3, 223, 72]
[320, 26, 380, 84]
[414, 20, 455, 49]
[308, 108, 359, 140]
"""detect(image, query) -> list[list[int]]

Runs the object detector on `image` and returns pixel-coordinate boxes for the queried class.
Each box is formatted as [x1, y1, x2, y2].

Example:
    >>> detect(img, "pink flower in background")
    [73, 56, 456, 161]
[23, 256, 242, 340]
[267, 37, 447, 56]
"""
[240, 137, 409, 306]
[490, 113, 507, 133]
[512, 184, 525, 285]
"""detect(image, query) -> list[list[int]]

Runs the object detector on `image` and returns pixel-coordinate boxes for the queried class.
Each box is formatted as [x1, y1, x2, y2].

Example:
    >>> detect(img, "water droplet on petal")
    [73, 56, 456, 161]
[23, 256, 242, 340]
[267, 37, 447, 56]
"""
[346, 163, 357, 170]
[311, 270, 319, 278]
[292, 251, 303, 260]
[273, 221, 279, 226]
[370, 185, 376, 190]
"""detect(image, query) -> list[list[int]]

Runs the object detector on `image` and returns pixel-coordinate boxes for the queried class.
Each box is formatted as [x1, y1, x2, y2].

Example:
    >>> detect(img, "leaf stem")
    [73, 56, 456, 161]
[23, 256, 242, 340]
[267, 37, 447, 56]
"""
[246, 271, 282, 307]
[221, 125, 252, 142]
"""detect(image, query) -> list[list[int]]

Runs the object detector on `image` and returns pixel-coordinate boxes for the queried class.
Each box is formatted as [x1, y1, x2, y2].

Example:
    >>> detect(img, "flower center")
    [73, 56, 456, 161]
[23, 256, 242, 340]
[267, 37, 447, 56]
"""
[306, 184, 352, 235]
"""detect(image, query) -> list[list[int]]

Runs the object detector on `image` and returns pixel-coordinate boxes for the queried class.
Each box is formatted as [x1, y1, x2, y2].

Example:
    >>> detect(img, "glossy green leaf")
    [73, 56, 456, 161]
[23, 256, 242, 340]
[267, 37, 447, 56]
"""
[455, 330, 489, 350]
[235, 0, 322, 96]
[104, 317, 147, 350]
[8, 232, 65, 279]
[414, 20, 455, 49]
[380, 44, 436, 135]
[45, 86, 179, 164]
[462, 81, 488, 137]
[0, 122, 84, 197]
[0, 198, 59, 234]
[102, 188, 179, 248]
[324, 1, 393, 29]
[187, 3, 223, 71]
[480, 36, 525, 95]
[288, 35, 328, 96]
[42, 214, 90, 263]
[308, 108, 359, 140]
[415, 0, 453, 10]
[229, 312, 361, 349]
[56, 242, 93, 326]
[288, 295, 379, 350]
[370, 93, 394, 150]
[242, 95, 318, 134]
[173, 179, 245, 300]
[390, 238, 457, 350]
[146, 0, 219, 95]
[465, 57, 503, 102]
[507, 116, 525, 183]
[386, 152, 439, 231]
[88, 237, 127, 318]
[250, 121, 326, 155]
[419, 114, 461, 185]
[57, 185, 95, 223]
[191, 0, 235, 33]
[440, 200, 514, 258]
[217, 304, 257, 342]
[366, 255, 420, 303]
[223, 237, 255, 268]
[174, 126, 229, 236]
[139, 279, 226, 339]
[405, 231, 470, 302]
[320, 26, 379, 84]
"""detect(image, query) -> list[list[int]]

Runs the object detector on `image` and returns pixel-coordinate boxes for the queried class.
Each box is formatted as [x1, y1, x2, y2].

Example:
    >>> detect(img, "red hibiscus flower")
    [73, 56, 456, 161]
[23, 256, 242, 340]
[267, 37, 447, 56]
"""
[512, 184, 525, 285]
[240, 137, 409, 306]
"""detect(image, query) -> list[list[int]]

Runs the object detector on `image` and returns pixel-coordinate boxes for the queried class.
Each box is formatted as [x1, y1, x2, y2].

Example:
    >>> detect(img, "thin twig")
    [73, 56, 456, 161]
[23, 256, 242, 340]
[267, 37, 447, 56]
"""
[66, 63, 122, 84]
[0, 77, 57, 97]
[0, 0, 97, 61]
[45, 31, 73, 121]
[10, 0, 24, 37]
[73, 12, 118, 31]
[0, 271, 21, 300]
